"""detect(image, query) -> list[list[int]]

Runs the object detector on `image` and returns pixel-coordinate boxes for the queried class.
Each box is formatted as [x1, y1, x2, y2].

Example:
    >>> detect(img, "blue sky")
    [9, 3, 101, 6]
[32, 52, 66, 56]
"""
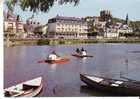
[5, 0, 140, 25]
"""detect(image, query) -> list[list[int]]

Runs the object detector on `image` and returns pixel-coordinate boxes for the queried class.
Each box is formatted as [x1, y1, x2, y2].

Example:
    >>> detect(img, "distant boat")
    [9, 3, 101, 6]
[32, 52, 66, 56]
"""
[4, 77, 43, 97]
[80, 74, 140, 96]
[72, 54, 93, 58]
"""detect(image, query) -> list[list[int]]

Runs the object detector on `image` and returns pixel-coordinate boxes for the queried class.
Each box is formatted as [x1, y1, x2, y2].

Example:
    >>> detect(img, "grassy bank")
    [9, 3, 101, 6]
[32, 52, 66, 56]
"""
[4, 38, 140, 46]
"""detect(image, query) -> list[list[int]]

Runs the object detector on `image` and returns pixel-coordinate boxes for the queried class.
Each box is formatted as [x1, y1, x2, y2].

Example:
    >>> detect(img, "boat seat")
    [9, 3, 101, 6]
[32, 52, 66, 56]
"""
[111, 84, 119, 87]
[86, 76, 103, 83]
[23, 84, 38, 91]
[114, 81, 123, 85]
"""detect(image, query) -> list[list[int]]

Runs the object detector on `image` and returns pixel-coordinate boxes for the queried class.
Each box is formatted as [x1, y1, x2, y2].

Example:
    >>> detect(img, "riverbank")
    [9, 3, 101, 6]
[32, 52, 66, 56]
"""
[4, 38, 140, 46]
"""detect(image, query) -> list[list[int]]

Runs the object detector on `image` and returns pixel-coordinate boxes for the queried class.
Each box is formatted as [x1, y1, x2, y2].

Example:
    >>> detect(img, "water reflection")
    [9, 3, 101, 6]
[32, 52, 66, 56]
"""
[82, 57, 87, 63]
[50, 64, 57, 71]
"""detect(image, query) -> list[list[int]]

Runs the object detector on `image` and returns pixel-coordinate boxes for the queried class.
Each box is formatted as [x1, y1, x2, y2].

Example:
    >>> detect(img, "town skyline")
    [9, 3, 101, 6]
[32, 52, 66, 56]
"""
[4, 0, 140, 25]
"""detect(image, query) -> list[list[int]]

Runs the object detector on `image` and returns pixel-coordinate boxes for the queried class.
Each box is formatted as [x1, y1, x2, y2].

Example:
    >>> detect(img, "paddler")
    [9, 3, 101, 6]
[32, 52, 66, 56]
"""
[48, 51, 60, 60]
[76, 48, 80, 54]
[81, 47, 87, 56]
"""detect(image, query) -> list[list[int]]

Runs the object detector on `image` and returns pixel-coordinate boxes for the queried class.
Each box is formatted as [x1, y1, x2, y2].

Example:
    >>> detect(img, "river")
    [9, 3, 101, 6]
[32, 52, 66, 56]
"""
[4, 43, 140, 96]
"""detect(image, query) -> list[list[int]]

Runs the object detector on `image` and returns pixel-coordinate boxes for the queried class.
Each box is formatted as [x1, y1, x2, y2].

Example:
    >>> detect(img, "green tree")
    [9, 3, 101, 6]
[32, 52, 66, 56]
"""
[5, 0, 80, 12]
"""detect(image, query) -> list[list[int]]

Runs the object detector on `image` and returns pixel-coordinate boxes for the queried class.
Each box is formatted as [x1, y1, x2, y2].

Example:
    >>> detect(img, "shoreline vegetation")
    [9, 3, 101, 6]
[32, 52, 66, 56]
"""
[4, 38, 140, 46]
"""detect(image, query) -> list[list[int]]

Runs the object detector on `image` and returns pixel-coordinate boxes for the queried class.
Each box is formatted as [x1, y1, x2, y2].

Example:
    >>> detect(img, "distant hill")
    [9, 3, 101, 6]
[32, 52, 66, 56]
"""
[112, 17, 125, 24]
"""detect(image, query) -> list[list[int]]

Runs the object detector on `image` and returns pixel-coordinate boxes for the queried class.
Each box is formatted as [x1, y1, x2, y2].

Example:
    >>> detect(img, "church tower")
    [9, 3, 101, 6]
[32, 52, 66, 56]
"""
[125, 13, 129, 25]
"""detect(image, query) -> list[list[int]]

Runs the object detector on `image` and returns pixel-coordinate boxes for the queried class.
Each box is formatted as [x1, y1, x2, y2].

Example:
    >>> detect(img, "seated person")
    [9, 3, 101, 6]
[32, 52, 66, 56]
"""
[81, 47, 84, 52]
[81, 47, 87, 56]
[76, 48, 80, 54]
[48, 51, 59, 60]
[81, 50, 87, 56]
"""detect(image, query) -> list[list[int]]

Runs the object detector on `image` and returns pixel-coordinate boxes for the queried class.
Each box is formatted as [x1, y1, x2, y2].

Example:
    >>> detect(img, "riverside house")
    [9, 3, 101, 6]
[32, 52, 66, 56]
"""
[47, 15, 88, 39]
[4, 10, 25, 39]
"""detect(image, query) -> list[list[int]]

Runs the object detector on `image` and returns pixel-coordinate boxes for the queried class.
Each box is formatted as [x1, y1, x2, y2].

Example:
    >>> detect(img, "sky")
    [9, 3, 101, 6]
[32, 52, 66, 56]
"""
[4, 0, 140, 25]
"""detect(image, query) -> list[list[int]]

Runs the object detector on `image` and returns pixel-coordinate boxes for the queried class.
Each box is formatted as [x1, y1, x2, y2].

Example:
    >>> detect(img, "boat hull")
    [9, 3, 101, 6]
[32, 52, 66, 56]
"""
[80, 74, 140, 96]
[38, 58, 69, 64]
[45, 58, 69, 64]
[72, 54, 93, 58]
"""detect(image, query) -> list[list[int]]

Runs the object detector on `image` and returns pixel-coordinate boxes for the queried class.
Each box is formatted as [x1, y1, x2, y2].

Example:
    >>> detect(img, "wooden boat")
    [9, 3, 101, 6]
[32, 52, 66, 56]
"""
[72, 54, 93, 58]
[80, 74, 140, 96]
[4, 77, 43, 97]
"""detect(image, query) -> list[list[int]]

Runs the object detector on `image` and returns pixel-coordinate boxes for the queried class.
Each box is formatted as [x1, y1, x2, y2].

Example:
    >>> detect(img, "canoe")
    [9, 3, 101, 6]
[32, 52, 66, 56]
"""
[80, 74, 140, 96]
[38, 58, 69, 64]
[72, 54, 93, 58]
[4, 77, 43, 97]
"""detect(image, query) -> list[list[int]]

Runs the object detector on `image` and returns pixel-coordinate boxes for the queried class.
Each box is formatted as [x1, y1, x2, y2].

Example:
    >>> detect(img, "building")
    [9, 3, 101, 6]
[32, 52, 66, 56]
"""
[100, 10, 112, 22]
[34, 24, 48, 37]
[47, 15, 88, 39]
[85, 16, 101, 32]
[85, 10, 113, 34]
[24, 15, 41, 35]
[104, 28, 119, 38]
[116, 14, 133, 34]
[23, 15, 47, 38]
[85, 11, 133, 38]
[104, 23, 133, 38]
[4, 10, 24, 38]
[85, 16, 107, 38]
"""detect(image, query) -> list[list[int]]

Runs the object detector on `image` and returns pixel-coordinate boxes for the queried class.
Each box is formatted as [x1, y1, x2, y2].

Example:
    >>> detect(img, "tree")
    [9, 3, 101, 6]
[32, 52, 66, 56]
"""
[5, 0, 80, 12]
[5, 0, 17, 12]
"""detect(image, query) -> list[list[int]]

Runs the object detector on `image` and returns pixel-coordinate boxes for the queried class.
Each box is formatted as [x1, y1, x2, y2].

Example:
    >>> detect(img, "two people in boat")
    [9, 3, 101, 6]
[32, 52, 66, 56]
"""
[47, 51, 60, 61]
[76, 47, 87, 56]
[48, 48, 87, 60]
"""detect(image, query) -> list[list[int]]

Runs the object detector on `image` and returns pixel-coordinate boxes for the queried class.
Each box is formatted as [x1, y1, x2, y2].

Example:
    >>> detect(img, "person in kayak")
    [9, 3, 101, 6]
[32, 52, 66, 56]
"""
[48, 51, 60, 60]
[81, 47, 87, 56]
[76, 48, 80, 54]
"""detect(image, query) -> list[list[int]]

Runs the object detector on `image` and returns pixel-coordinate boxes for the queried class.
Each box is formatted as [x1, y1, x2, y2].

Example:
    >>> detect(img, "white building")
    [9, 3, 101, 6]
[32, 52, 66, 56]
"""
[4, 11, 25, 38]
[104, 23, 133, 38]
[25, 15, 41, 34]
[117, 24, 133, 33]
[104, 28, 119, 38]
[47, 15, 88, 39]
[34, 25, 48, 35]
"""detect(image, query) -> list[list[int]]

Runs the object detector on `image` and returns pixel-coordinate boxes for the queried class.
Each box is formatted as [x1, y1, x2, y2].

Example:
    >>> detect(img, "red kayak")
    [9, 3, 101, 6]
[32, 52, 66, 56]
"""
[72, 54, 93, 58]
[38, 58, 69, 64]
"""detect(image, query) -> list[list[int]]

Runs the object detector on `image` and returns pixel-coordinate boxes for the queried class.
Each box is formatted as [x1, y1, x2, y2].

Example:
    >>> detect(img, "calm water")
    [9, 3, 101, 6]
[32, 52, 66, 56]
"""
[4, 43, 140, 96]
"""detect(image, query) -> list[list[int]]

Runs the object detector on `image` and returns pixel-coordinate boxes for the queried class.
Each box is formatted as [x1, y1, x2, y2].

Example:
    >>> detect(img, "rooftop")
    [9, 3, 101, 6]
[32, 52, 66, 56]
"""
[48, 15, 85, 22]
